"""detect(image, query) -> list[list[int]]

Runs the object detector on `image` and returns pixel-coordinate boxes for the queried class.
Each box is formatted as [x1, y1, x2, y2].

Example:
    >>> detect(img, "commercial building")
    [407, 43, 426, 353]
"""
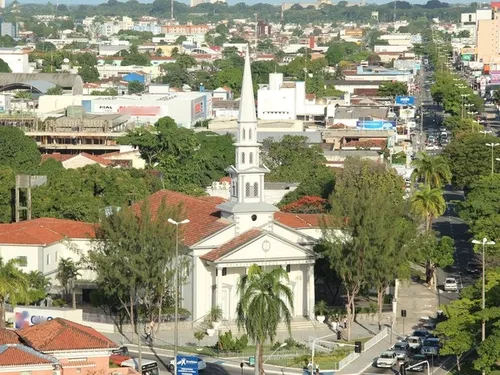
[477, 9, 500, 63]
[160, 23, 209, 35]
[0, 47, 29, 73]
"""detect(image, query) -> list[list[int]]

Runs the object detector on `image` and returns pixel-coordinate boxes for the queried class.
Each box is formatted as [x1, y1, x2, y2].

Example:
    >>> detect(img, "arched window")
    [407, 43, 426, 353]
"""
[249, 129, 252, 140]
[249, 152, 253, 164]
[253, 182, 259, 197]
[241, 152, 245, 164]
[245, 182, 251, 197]
[242, 128, 246, 140]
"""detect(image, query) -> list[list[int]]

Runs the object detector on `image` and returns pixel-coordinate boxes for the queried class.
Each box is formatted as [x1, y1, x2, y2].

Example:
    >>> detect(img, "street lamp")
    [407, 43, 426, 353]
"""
[167, 217, 190, 375]
[311, 333, 337, 375]
[485, 143, 500, 174]
[471, 238, 495, 350]
[263, 343, 287, 365]
[480, 130, 492, 137]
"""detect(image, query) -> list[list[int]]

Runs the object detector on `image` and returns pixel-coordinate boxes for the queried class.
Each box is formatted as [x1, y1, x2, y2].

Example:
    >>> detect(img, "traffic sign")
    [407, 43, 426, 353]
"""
[176, 355, 199, 375]
[395, 96, 415, 106]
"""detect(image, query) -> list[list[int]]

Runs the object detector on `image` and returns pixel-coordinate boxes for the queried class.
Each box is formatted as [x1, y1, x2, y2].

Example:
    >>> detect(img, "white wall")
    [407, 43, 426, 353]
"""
[258, 87, 296, 120]
[0, 52, 30, 73]
[0, 244, 41, 273]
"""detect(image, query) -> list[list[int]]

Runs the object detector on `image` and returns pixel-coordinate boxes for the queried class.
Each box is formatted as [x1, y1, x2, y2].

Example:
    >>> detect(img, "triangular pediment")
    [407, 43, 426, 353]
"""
[213, 231, 317, 264]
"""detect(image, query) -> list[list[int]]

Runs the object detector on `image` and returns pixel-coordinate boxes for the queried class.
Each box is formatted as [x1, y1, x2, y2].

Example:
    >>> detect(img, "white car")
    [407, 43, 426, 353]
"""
[407, 336, 423, 351]
[444, 277, 458, 292]
[376, 351, 398, 368]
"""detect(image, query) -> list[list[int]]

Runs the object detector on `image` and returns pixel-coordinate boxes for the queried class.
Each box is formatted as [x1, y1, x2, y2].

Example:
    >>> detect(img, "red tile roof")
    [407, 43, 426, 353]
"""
[0, 345, 56, 366]
[41, 153, 73, 163]
[79, 153, 113, 166]
[41, 153, 113, 167]
[61, 360, 96, 368]
[0, 330, 21, 345]
[200, 229, 263, 261]
[134, 190, 231, 246]
[274, 212, 322, 228]
[18, 318, 118, 352]
[0, 218, 95, 245]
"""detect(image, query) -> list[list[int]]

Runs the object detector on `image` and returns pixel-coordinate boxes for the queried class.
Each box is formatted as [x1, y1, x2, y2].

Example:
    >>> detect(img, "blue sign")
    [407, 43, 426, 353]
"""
[395, 96, 415, 106]
[176, 355, 199, 375]
[356, 120, 396, 130]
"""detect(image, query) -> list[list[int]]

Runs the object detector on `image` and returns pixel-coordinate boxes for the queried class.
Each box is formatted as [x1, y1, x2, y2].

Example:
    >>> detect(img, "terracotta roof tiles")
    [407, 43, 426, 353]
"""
[18, 318, 118, 352]
[200, 229, 263, 261]
[0, 330, 20, 345]
[0, 218, 95, 246]
[274, 212, 322, 228]
[0, 345, 57, 366]
[134, 190, 231, 246]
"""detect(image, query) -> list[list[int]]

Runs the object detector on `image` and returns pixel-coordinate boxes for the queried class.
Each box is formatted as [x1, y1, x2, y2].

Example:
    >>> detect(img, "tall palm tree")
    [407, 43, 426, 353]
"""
[411, 185, 447, 233]
[411, 152, 452, 189]
[0, 258, 29, 328]
[236, 265, 293, 375]
[56, 258, 81, 309]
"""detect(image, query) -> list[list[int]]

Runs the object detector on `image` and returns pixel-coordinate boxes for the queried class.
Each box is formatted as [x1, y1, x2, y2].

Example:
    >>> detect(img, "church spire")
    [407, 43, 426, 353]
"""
[238, 46, 257, 124]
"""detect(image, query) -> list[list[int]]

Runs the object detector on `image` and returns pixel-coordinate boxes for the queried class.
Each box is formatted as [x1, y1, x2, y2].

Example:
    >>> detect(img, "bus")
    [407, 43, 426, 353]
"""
[110, 354, 160, 375]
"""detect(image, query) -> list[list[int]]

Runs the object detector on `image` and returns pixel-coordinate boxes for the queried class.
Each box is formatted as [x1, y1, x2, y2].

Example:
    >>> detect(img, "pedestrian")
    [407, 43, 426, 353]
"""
[144, 324, 152, 342]
[331, 319, 338, 331]
[336, 329, 341, 340]
[315, 364, 320, 375]
[343, 317, 347, 329]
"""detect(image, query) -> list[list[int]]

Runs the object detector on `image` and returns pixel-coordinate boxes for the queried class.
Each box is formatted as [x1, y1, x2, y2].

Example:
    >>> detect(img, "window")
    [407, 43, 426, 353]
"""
[242, 128, 246, 140]
[232, 181, 236, 196]
[46, 254, 50, 265]
[251, 214, 257, 221]
[55, 251, 58, 262]
[249, 129, 252, 140]
[17, 256, 27, 267]
[253, 182, 259, 197]
[249, 153, 253, 164]
[222, 268, 227, 276]
[286, 265, 291, 273]
[241, 152, 245, 164]
[245, 182, 251, 197]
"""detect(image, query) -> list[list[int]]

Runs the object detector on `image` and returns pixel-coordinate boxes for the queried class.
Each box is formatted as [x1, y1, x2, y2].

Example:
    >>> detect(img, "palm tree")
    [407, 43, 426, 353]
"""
[27, 271, 51, 304]
[0, 258, 29, 328]
[411, 152, 452, 189]
[236, 265, 293, 375]
[411, 185, 447, 233]
[14, 91, 32, 100]
[56, 258, 80, 309]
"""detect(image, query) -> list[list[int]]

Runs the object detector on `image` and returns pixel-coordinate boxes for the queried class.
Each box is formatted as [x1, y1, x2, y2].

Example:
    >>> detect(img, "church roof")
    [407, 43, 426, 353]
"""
[238, 47, 257, 123]
[274, 212, 323, 228]
[200, 228, 263, 261]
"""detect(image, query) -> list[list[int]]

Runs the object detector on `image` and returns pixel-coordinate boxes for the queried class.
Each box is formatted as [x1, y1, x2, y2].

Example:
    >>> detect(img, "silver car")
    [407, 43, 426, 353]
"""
[393, 341, 410, 361]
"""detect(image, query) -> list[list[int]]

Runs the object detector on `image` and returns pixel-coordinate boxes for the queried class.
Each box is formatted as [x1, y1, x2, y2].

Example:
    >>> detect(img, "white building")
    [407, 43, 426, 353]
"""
[143, 52, 325, 321]
[0, 218, 96, 297]
[0, 47, 29, 73]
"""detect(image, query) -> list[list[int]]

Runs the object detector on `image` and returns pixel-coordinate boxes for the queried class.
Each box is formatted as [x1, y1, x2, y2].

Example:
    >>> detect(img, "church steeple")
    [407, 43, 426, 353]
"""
[217, 46, 278, 235]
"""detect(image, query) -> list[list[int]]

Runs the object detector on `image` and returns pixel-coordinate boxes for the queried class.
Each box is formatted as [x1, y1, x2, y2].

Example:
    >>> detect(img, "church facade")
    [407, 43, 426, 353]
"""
[145, 51, 324, 323]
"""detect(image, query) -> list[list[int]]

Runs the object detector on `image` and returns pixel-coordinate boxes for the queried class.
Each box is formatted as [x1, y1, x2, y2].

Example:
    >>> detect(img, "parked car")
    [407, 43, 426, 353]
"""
[376, 351, 398, 368]
[412, 330, 429, 339]
[466, 262, 480, 274]
[406, 354, 429, 372]
[421, 338, 440, 357]
[393, 341, 410, 361]
[407, 336, 423, 351]
[444, 277, 458, 292]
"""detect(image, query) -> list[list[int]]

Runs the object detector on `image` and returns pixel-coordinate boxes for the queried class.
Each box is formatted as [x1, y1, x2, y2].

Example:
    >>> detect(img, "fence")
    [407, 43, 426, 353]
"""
[337, 351, 360, 370]
[363, 327, 388, 351]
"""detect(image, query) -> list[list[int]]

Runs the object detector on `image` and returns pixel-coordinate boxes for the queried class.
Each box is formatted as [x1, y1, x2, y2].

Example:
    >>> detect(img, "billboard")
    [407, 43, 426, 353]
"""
[490, 71, 500, 83]
[176, 355, 199, 375]
[395, 96, 415, 106]
[399, 108, 415, 119]
[461, 54, 473, 62]
[191, 96, 207, 122]
[118, 106, 162, 117]
[461, 47, 477, 55]
[356, 120, 397, 130]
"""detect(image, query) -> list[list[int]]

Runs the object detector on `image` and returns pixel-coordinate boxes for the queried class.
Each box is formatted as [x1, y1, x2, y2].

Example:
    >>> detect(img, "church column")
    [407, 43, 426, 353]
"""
[216, 266, 222, 311]
[308, 264, 315, 318]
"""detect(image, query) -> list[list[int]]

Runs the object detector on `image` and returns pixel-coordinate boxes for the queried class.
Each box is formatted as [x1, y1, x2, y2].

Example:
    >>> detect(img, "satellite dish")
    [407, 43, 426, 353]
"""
[63, 58, 70, 63]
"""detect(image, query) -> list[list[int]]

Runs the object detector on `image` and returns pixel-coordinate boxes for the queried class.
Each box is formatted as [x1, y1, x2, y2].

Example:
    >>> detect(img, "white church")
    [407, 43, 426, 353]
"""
[138, 51, 325, 323]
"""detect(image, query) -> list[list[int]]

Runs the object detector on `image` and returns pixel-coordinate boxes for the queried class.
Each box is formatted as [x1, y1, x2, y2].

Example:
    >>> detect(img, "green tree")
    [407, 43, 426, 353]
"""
[410, 185, 446, 233]
[46, 85, 63, 95]
[56, 258, 80, 309]
[78, 65, 100, 83]
[236, 265, 293, 375]
[36, 41, 56, 52]
[87, 199, 181, 335]
[435, 298, 477, 372]
[474, 330, 500, 374]
[321, 157, 411, 339]
[91, 88, 119, 96]
[411, 152, 452, 188]
[128, 81, 145, 94]
[377, 81, 408, 97]
[442, 133, 500, 189]
[175, 35, 187, 44]
[0, 258, 29, 328]
[0, 127, 40, 174]
[0, 58, 11, 73]
[27, 271, 51, 304]
[443, 115, 482, 136]
[0, 168, 15, 223]
[121, 52, 150, 66]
